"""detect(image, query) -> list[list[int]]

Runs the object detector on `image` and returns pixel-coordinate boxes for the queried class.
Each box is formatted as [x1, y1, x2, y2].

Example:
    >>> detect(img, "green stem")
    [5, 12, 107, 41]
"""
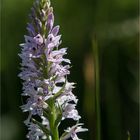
[49, 99, 59, 140]
[92, 37, 101, 140]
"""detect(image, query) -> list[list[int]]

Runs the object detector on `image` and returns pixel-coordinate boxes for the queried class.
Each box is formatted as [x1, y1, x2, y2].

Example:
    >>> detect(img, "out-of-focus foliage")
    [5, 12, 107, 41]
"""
[1, 0, 139, 140]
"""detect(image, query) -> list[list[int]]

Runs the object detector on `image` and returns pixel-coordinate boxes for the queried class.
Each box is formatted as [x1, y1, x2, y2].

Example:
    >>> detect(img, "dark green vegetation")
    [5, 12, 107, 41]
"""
[1, 0, 139, 140]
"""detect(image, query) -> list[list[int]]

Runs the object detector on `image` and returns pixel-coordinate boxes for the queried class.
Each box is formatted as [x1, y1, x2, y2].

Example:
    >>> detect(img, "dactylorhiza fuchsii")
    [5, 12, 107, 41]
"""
[19, 0, 88, 140]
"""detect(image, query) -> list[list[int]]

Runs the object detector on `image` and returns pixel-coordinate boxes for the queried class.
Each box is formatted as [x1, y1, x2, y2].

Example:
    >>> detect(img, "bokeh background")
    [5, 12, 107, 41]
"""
[1, 0, 139, 140]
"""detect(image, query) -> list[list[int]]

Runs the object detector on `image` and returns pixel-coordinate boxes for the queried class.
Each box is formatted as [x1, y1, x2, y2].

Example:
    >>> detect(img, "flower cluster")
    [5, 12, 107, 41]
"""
[19, 0, 88, 140]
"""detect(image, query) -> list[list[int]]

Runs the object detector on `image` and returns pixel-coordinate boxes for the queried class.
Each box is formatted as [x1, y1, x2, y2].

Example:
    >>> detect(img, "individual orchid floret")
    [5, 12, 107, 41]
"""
[19, 0, 88, 140]
[61, 123, 88, 140]
[27, 122, 47, 140]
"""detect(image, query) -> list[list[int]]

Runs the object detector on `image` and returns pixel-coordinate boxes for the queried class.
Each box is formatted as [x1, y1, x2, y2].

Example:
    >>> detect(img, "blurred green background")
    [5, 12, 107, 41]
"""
[1, 0, 139, 140]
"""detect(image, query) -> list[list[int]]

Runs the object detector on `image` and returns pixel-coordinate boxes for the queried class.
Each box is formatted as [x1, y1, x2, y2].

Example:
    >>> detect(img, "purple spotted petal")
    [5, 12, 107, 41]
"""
[33, 34, 43, 46]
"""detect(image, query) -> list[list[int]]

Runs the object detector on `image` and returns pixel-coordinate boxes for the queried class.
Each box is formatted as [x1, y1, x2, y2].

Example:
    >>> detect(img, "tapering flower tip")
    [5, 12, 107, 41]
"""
[52, 25, 60, 36]
[61, 123, 88, 140]
[46, 0, 51, 8]
[27, 23, 36, 36]
[47, 12, 54, 31]
[30, 7, 36, 19]
[41, 9, 46, 17]
[35, 18, 42, 33]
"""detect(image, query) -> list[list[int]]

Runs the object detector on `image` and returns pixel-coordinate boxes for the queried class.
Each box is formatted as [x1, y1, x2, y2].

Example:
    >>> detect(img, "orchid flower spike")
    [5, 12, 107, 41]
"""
[19, 0, 88, 140]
